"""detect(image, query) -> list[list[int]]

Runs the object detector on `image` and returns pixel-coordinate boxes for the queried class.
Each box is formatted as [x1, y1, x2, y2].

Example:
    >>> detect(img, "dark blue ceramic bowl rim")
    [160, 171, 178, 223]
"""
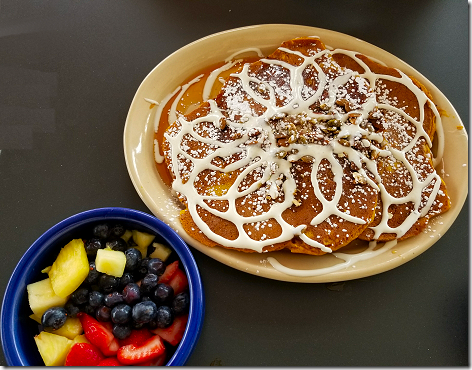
[1, 207, 204, 366]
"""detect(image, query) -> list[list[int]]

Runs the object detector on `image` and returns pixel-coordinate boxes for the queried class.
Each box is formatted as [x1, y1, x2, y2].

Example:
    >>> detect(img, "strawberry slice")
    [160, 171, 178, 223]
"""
[158, 260, 179, 283]
[136, 349, 167, 366]
[77, 312, 120, 356]
[168, 267, 189, 295]
[117, 334, 166, 365]
[97, 357, 123, 366]
[102, 321, 114, 333]
[64, 342, 104, 366]
[119, 328, 152, 347]
[151, 314, 188, 346]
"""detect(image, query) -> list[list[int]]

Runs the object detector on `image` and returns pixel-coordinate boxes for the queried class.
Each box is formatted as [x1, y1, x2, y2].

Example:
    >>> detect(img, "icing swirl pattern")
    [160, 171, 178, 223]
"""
[157, 37, 450, 256]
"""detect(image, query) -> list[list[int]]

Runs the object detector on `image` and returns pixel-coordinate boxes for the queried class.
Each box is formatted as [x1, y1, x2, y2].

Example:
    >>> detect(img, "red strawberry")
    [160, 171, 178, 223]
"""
[151, 314, 188, 346]
[64, 342, 104, 366]
[168, 267, 188, 295]
[102, 321, 114, 333]
[119, 328, 152, 347]
[117, 334, 165, 365]
[77, 312, 120, 356]
[136, 349, 167, 366]
[97, 357, 123, 366]
[158, 260, 179, 283]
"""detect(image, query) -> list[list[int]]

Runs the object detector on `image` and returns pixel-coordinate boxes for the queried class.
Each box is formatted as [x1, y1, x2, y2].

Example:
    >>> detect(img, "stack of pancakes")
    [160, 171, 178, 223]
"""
[161, 37, 450, 256]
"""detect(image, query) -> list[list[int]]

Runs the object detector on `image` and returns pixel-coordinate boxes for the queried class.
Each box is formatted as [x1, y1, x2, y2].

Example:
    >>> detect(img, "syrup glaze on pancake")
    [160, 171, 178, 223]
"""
[159, 37, 450, 256]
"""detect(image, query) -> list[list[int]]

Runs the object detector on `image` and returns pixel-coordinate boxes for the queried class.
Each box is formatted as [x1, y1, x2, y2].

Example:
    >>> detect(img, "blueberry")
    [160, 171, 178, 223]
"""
[132, 301, 157, 324]
[41, 307, 67, 330]
[96, 305, 111, 322]
[89, 291, 104, 308]
[156, 306, 174, 328]
[113, 324, 132, 340]
[147, 258, 165, 276]
[122, 283, 140, 305]
[104, 291, 124, 307]
[111, 304, 132, 324]
[110, 224, 125, 238]
[93, 224, 110, 239]
[120, 272, 135, 289]
[99, 275, 120, 294]
[71, 287, 89, 306]
[84, 238, 103, 255]
[83, 304, 96, 317]
[106, 237, 127, 252]
[140, 274, 159, 295]
[136, 258, 150, 279]
[148, 318, 158, 330]
[83, 261, 101, 285]
[124, 248, 142, 272]
[64, 301, 80, 318]
[132, 321, 145, 329]
[172, 292, 190, 315]
[153, 283, 174, 305]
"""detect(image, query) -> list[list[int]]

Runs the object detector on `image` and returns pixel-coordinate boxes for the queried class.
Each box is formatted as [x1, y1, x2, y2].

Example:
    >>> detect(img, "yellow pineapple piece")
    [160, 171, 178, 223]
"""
[121, 229, 133, 242]
[45, 317, 83, 339]
[48, 239, 89, 298]
[150, 242, 172, 261]
[34, 331, 73, 366]
[27, 278, 69, 318]
[95, 247, 126, 277]
[72, 334, 90, 345]
[132, 230, 155, 257]
[41, 266, 51, 274]
[29, 314, 42, 324]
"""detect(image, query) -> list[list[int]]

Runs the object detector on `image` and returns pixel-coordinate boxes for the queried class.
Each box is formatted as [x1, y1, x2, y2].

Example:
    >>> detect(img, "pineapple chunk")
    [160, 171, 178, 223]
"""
[95, 248, 126, 277]
[34, 331, 73, 366]
[150, 242, 172, 261]
[132, 230, 155, 257]
[72, 334, 90, 345]
[27, 278, 69, 318]
[41, 266, 51, 274]
[48, 239, 89, 298]
[45, 317, 83, 339]
[30, 313, 42, 324]
[121, 229, 133, 242]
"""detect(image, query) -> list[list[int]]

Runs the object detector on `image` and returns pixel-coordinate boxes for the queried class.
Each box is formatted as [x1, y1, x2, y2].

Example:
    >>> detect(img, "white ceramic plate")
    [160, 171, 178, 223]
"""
[124, 24, 468, 283]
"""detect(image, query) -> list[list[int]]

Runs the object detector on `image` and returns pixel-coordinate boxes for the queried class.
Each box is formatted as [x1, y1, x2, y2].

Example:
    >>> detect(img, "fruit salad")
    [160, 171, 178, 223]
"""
[27, 223, 190, 366]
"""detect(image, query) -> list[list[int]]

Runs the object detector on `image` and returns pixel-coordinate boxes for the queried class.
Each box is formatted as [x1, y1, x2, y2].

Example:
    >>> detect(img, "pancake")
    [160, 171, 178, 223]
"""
[161, 36, 449, 255]
[331, 51, 450, 241]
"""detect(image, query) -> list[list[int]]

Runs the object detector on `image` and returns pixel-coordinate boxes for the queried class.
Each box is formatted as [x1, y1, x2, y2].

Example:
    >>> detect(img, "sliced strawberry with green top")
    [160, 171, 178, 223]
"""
[157, 260, 179, 284]
[64, 342, 104, 366]
[117, 334, 165, 365]
[119, 328, 152, 348]
[97, 357, 123, 366]
[168, 267, 189, 295]
[77, 312, 120, 356]
[151, 314, 188, 346]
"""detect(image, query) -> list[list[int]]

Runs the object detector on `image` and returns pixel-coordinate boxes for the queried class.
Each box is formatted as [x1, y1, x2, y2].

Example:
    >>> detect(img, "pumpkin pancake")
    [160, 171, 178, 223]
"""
[331, 51, 450, 241]
[161, 36, 449, 255]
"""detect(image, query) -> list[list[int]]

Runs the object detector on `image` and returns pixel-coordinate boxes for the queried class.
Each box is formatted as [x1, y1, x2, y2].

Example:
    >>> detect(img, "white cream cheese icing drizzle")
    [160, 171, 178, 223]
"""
[152, 38, 446, 276]
[267, 240, 398, 277]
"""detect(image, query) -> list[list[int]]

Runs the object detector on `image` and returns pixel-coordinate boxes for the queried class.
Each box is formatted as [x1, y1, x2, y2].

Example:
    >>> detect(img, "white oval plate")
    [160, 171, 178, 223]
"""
[124, 24, 468, 283]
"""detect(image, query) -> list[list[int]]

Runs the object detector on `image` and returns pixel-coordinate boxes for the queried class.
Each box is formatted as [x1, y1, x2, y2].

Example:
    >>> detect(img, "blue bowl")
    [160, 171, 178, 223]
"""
[1, 207, 204, 366]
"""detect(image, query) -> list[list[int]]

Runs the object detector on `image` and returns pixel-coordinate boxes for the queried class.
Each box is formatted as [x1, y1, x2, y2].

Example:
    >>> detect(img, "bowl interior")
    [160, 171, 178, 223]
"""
[1, 208, 204, 366]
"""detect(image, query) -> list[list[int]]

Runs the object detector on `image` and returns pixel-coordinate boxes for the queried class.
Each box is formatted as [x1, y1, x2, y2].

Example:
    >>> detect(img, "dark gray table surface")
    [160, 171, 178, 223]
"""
[0, 0, 468, 366]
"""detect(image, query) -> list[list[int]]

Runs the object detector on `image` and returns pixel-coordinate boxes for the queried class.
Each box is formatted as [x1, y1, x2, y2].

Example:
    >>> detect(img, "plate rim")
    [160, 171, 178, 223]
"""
[123, 24, 468, 283]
